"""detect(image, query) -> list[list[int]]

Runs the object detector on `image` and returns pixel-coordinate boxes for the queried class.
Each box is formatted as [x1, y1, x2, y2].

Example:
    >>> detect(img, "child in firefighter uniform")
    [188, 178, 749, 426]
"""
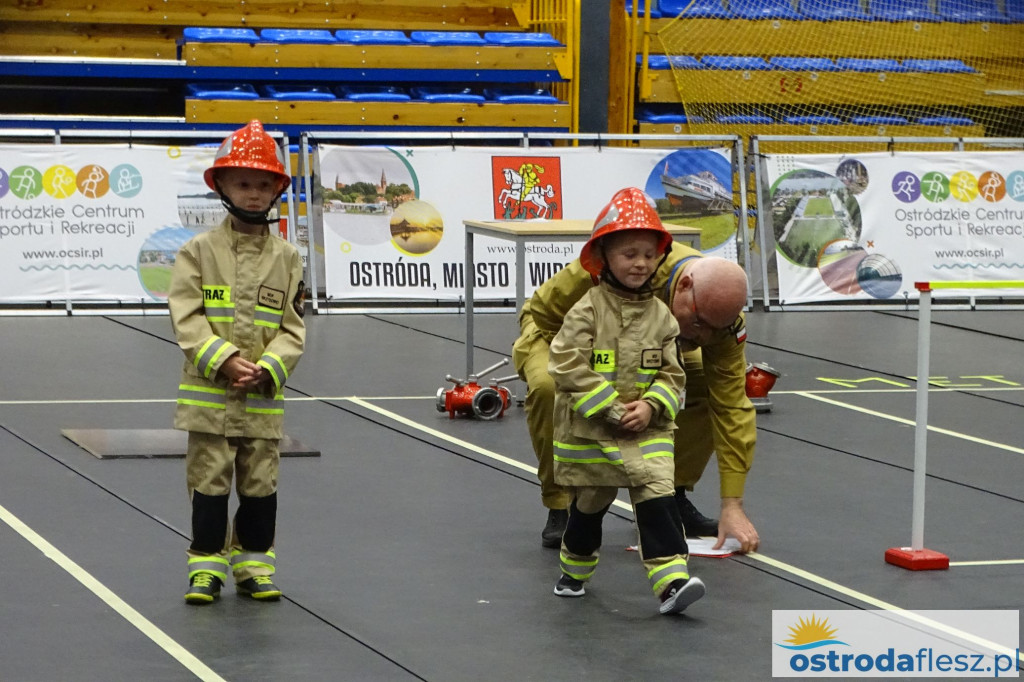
[169, 120, 306, 605]
[549, 187, 705, 615]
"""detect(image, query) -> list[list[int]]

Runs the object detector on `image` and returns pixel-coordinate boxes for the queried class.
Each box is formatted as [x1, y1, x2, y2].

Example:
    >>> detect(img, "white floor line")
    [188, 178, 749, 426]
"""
[792, 391, 1024, 455]
[0, 384, 1020, 407]
[0, 502, 225, 682]
[347, 396, 1024, 665]
[0, 396, 436, 406]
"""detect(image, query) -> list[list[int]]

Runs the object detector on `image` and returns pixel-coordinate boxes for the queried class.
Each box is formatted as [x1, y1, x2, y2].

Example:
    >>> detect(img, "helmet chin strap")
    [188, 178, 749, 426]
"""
[215, 181, 283, 225]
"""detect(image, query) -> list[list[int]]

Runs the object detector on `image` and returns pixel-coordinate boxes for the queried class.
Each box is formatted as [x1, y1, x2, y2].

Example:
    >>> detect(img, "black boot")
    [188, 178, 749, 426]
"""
[541, 508, 568, 548]
[674, 488, 718, 537]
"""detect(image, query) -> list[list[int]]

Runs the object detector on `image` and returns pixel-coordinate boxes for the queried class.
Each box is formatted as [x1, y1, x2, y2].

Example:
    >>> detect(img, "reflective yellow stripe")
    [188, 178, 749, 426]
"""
[179, 399, 226, 409]
[204, 342, 232, 378]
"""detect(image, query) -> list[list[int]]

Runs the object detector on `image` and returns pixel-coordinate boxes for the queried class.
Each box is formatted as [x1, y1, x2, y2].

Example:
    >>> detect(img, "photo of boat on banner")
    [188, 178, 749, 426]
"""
[642, 148, 737, 257]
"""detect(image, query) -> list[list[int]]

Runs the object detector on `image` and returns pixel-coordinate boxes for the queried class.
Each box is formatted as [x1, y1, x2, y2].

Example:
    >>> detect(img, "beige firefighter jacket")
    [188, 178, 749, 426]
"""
[549, 281, 686, 488]
[168, 219, 306, 439]
[521, 241, 755, 497]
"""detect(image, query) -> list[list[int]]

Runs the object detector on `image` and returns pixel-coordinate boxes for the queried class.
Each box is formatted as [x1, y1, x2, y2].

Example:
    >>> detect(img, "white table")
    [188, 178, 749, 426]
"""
[462, 218, 701, 378]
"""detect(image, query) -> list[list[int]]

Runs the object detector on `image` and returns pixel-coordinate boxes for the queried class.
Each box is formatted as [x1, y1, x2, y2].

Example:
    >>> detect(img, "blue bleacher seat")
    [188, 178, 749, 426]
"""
[1007, 0, 1024, 20]
[716, 113, 775, 123]
[835, 57, 909, 72]
[409, 31, 487, 46]
[645, 55, 703, 69]
[769, 57, 842, 71]
[658, 0, 732, 18]
[784, 114, 843, 124]
[334, 30, 411, 45]
[902, 58, 976, 73]
[334, 85, 411, 102]
[636, 105, 705, 123]
[410, 86, 486, 103]
[260, 84, 336, 101]
[850, 115, 909, 125]
[701, 55, 772, 70]
[185, 83, 259, 99]
[869, 0, 941, 21]
[729, 0, 802, 20]
[917, 115, 975, 125]
[483, 32, 562, 46]
[799, 0, 871, 20]
[484, 88, 562, 103]
[259, 29, 336, 43]
[625, 0, 663, 17]
[938, 0, 1011, 22]
[182, 27, 259, 43]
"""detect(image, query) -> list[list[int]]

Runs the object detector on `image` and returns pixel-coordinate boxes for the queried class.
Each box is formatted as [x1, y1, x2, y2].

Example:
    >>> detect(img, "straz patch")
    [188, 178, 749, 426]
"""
[640, 348, 663, 369]
[202, 285, 231, 303]
[258, 285, 285, 310]
[293, 280, 306, 318]
[590, 349, 615, 373]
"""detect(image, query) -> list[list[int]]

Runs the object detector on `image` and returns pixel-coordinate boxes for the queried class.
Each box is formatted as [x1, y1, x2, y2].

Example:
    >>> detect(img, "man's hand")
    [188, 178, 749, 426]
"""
[715, 497, 760, 553]
[619, 400, 653, 432]
[219, 355, 266, 389]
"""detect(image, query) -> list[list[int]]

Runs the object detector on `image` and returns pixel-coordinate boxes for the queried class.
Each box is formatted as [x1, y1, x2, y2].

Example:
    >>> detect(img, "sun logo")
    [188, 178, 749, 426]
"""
[776, 614, 848, 650]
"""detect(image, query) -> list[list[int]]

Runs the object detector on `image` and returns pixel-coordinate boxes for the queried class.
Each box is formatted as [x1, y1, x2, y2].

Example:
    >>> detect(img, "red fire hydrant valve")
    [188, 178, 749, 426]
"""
[746, 362, 781, 414]
[436, 358, 516, 420]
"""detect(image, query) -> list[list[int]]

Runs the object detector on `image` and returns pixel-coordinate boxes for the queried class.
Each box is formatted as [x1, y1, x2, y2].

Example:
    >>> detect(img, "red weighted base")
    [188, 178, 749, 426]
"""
[884, 547, 950, 571]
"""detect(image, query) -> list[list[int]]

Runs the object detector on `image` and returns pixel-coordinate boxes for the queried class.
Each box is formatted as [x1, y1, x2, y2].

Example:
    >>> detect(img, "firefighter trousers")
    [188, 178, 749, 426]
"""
[185, 432, 280, 584]
[559, 480, 691, 598]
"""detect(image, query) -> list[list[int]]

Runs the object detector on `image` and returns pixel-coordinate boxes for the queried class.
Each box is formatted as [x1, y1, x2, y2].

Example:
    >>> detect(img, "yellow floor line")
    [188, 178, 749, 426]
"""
[0, 502, 225, 681]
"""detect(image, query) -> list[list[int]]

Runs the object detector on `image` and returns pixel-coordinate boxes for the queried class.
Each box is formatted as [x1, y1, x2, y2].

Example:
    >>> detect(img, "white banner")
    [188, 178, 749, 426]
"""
[0, 144, 220, 302]
[318, 145, 737, 301]
[765, 151, 1024, 304]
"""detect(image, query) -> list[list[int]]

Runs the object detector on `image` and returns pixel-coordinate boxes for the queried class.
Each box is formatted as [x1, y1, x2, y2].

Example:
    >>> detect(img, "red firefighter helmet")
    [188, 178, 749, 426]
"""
[203, 120, 290, 192]
[579, 187, 672, 276]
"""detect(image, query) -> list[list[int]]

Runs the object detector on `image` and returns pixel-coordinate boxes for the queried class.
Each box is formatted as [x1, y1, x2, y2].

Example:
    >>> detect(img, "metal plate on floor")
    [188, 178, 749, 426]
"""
[61, 429, 320, 459]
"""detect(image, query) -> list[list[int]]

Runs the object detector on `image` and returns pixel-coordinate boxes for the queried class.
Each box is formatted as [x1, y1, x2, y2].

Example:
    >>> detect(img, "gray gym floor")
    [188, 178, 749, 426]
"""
[1, 306, 1022, 681]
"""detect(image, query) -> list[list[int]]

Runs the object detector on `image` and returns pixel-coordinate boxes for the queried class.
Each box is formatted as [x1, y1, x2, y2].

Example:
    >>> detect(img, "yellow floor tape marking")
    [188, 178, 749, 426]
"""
[0, 502, 225, 681]
[775, 386, 1024, 395]
[792, 391, 1024, 455]
[349, 397, 1022, 664]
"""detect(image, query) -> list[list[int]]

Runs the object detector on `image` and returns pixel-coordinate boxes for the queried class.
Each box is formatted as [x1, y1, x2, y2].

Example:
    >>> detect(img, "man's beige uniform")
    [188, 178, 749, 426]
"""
[514, 241, 755, 512]
[169, 218, 305, 584]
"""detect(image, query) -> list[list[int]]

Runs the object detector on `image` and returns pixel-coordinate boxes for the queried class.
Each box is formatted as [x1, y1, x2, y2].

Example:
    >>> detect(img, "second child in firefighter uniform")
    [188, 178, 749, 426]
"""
[549, 187, 705, 615]
[169, 120, 306, 605]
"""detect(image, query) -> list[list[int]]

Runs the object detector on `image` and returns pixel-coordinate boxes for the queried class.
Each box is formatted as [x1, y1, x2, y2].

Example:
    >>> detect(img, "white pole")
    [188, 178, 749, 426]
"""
[911, 288, 932, 551]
